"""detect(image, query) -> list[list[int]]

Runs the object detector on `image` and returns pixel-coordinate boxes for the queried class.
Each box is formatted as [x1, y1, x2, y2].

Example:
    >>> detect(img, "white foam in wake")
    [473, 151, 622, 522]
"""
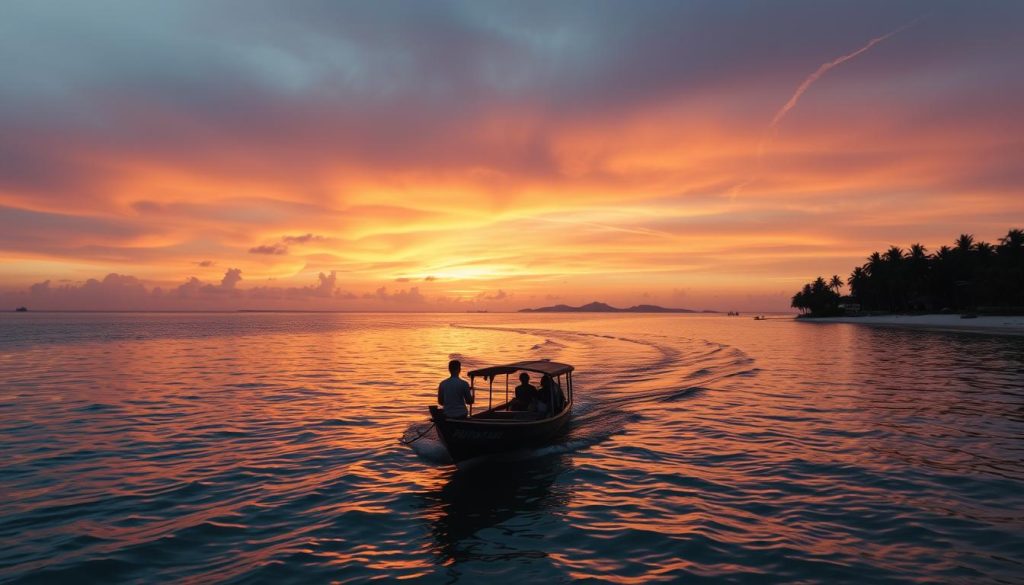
[402, 424, 452, 464]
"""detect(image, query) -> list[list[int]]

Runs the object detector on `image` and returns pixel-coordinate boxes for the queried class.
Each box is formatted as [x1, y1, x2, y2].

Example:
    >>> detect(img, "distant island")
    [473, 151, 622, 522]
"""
[519, 301, 715, 313]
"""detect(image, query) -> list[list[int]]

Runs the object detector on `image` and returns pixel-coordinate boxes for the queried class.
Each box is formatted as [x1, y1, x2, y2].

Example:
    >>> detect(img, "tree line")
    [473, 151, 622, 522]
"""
[792, 228, 1024, 316]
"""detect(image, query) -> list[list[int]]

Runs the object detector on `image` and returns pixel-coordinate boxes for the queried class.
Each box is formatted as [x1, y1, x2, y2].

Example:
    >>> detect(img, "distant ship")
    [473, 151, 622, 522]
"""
[15, 306, 28, 312]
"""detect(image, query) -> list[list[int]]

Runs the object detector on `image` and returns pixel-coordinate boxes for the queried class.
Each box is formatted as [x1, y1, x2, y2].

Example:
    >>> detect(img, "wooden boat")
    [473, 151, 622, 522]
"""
[429, 360, 574, 464]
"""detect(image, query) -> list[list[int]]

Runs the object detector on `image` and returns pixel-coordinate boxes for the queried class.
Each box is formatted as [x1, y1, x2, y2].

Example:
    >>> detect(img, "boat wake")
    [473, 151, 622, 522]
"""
[404, 322, 757, 465]
[402, 423, 452, 464]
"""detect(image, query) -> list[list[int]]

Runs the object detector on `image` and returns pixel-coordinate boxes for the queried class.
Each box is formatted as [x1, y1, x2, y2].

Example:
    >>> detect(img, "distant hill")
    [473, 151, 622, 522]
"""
[519, 301, 715, 313]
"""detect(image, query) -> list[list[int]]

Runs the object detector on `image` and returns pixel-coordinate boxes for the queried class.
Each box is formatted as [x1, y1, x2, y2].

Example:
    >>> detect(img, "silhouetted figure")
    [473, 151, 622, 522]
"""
[537, 374, 566, 415]
[438, 359, 473, 419]
[508, 372, 537, 411]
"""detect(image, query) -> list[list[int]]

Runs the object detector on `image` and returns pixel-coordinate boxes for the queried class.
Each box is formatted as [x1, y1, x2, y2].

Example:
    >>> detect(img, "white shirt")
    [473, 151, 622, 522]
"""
[438, 376, 473, 417]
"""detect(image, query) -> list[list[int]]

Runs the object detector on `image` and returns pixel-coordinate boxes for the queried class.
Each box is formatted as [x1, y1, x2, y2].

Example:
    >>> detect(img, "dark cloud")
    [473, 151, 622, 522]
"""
[249, 243, 288, 255]
[282, 233, 324, 244]
[364, 286, 425, 303]
[2, 0, 1020, 198]
[247, 271, 338, 299]
[479, 289, 507, 301]
[245, 234, 324, 257]
[221, 268, 242, 289]
[1, 1, 1022, 312]
[174, 268, 243, 298]
[4, 269, 247, 309]
[23, 274, 151, 310]
[3, 268, 353, 309]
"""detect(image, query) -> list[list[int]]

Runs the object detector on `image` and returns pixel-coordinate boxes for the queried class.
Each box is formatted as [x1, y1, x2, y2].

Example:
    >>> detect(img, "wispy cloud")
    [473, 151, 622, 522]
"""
[249, 243, 288, 255]
[282, 233, 324, 245]
[765, 16, 925, 145]
[731, 15, 926, 198]
[1, 4, 1021, 311]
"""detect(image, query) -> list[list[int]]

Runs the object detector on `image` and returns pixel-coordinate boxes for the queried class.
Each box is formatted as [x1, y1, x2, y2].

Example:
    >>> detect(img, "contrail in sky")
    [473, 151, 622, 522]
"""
[731, 16, 925, 197]
[765, 18, 922, 141]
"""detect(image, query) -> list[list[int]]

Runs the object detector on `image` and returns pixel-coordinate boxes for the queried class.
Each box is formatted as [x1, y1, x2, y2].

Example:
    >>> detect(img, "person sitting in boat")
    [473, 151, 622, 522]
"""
[509, 372, 537, 411]
[535, 375, 552, 414]
[538, 374, 566, 414]
[437, 359, 474, 419]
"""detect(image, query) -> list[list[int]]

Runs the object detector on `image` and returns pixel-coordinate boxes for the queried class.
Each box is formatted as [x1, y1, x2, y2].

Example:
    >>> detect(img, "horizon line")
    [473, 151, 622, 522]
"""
[5, 309, 798, 315]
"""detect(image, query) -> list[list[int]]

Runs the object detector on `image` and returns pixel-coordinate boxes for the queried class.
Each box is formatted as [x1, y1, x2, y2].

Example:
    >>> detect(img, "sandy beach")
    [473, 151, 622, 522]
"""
[801, 314, 1024, 335]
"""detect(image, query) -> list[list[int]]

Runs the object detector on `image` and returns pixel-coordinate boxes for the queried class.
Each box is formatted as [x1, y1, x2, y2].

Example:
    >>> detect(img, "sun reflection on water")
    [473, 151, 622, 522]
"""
[0, 312, 1021, 582]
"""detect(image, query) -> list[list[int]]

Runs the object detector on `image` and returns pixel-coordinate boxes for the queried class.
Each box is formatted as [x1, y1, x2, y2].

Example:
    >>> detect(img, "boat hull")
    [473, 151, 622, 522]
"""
[429, 404, 571, 463]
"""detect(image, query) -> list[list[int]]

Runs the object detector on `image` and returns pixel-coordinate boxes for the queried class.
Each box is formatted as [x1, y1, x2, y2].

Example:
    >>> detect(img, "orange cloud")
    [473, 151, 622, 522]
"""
[1, 2, 1022, 310]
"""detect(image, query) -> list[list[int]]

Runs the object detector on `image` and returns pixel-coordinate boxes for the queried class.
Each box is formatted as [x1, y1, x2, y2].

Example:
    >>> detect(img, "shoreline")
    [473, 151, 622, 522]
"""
[800, 314, 1024, 336]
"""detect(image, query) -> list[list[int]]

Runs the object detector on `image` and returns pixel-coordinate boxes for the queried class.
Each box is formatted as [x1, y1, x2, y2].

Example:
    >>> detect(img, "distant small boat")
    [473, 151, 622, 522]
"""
[727, 311, 740, 316]
[429, 360, 575, 464]
[753, 314, 766, 320]
[15, 306, 28, 312]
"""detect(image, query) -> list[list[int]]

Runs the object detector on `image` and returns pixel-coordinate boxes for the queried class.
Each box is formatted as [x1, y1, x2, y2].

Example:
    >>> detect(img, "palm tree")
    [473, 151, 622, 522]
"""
[996, 229, 1024, 306]
[908, 243, 927, 261]
[829, 274, 843, 294]
[793, 277, 841, 316]
[884, 246, 904, 264]
[864, 252, 883, 275]
[791, 283, 814, 314]
[847, 266, 867, 300]
[860, 252, 885, 309]
[930, 245, 956, 310]
[881, 246, 906, 311]
[796, 228, 1022, 314]
[971, 241, 998, 306]
[998, 228, 1023, 249]
[955, 233, 975, 253]
[950, 234, 977, 308]
[906, 243, 929, 310]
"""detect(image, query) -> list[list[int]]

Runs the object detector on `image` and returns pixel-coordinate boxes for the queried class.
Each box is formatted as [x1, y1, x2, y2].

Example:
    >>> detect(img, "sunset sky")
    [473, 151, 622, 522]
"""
[2, 1, 1022, 311]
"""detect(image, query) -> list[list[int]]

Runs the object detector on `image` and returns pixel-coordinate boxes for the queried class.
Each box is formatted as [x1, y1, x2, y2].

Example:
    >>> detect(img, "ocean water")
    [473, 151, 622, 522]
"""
[0, 312, 1022, 584]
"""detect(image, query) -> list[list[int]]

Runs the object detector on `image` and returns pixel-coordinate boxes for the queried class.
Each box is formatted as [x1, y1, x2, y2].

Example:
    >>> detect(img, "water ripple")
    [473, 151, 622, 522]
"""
[0, 312, 1021, 583]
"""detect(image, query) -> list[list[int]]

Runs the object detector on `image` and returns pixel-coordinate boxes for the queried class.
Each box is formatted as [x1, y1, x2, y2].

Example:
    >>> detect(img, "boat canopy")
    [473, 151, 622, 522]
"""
[468, 360, 574, 379]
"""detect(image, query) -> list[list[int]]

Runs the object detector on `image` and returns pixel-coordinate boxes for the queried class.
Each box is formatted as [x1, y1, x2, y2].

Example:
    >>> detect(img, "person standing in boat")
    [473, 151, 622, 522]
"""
[509, 372, 537, 411]
[438, 359, 474, 419]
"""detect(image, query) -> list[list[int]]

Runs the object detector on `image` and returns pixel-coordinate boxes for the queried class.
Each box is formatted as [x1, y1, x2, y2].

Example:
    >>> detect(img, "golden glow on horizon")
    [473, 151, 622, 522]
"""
[2, 4, 1022, 311]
